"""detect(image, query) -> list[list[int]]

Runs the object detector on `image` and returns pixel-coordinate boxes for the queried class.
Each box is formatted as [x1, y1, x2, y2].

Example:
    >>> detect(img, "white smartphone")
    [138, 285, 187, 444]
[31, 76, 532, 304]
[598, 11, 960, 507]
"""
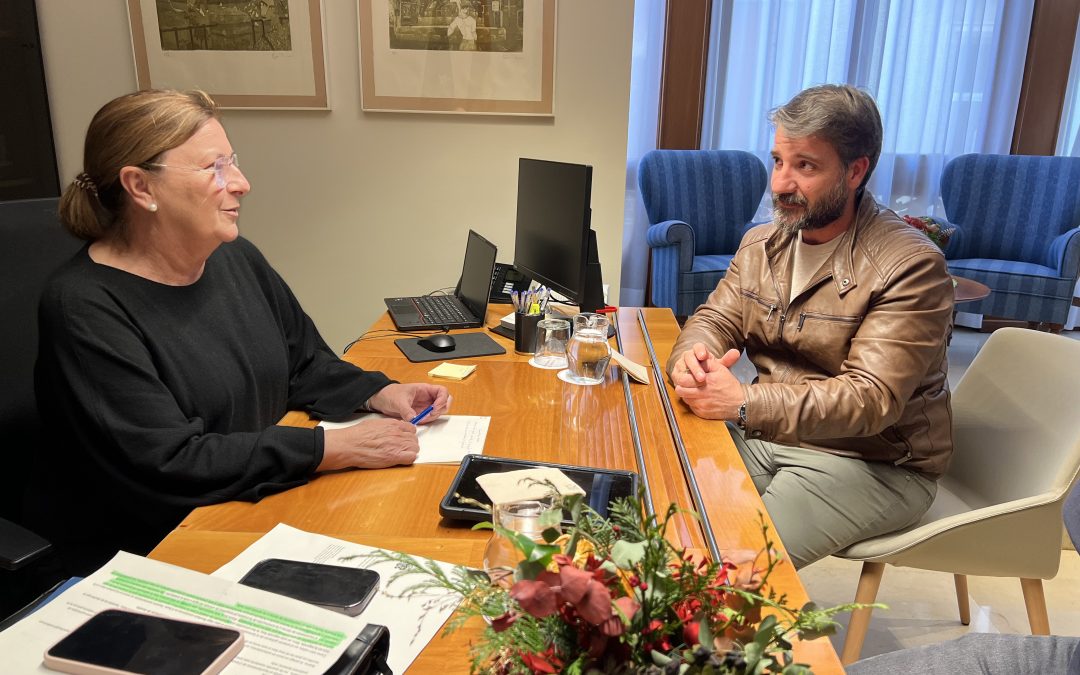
[42, 609, 243, 675]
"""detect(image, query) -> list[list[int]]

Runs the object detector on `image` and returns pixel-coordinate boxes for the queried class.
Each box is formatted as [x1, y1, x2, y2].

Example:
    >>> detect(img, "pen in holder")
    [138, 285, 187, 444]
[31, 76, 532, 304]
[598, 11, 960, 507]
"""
[514, 312, 543, 355]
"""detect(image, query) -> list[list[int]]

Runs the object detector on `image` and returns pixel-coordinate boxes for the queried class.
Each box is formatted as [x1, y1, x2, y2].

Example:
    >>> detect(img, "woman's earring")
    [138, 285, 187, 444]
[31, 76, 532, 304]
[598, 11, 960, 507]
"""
[148, 203, 158, 212]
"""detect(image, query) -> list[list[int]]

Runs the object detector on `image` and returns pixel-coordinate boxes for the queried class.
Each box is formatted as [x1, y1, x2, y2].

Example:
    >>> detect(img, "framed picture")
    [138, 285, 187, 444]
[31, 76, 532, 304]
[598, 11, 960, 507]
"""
[127, 0, 328, 109]
[359, 0, 556, 115]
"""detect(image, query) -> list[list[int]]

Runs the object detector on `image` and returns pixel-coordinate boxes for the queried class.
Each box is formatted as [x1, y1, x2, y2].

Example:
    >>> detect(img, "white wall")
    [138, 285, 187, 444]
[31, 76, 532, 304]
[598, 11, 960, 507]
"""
[36, 1, 635, 350]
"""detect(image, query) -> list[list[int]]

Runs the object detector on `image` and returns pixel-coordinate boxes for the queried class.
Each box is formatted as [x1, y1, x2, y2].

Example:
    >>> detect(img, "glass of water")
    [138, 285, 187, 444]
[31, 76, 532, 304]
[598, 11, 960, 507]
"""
[565, 313, 611, 384]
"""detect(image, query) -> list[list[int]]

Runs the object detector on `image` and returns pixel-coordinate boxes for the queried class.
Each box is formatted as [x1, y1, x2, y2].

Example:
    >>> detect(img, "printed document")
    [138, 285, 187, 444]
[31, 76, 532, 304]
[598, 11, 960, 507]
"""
[319, 413, 489, 463]
[212, 523, 462, 674]
[0, 550, 359, 674]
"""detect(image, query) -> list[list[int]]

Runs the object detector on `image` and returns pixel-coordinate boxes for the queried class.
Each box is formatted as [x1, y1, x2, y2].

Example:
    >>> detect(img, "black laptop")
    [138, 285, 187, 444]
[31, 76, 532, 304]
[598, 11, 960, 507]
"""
[384, 230, 497, 330]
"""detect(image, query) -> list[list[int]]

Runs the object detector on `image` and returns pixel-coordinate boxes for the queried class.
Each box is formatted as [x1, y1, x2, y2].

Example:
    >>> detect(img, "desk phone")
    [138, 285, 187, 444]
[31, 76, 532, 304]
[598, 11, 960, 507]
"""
[490, 263, 529, 303]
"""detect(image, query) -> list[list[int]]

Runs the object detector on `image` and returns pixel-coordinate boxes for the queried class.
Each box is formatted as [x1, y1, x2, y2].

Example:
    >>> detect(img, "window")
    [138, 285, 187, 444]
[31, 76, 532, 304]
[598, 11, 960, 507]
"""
[701, 0, 1034, 218]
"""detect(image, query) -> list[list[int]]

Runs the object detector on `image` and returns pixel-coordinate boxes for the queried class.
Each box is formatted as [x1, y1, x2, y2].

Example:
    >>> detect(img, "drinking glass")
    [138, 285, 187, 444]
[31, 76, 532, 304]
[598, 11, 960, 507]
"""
[565, 313, 611, 384]
[482, 499, 559, 586]
[533, 318, 571, 369]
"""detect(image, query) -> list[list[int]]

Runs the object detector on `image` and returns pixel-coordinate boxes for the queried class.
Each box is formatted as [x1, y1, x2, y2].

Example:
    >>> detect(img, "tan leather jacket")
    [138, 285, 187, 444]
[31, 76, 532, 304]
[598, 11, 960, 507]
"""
[667, 194, 954, 479]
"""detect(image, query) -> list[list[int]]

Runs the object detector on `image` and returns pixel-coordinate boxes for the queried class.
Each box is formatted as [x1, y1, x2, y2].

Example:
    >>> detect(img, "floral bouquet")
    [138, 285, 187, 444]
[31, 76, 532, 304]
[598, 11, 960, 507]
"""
[903, 215, 955, 250]
[371, 492, 869, 674]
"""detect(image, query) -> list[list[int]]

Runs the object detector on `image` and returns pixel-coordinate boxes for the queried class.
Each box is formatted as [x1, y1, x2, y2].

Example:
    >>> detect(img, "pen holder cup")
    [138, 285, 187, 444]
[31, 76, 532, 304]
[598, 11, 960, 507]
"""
[514, 313, 543, 355]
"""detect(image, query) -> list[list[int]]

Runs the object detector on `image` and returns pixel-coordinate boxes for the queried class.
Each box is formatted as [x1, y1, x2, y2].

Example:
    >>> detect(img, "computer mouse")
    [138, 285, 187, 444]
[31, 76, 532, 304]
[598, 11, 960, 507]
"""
[418, 334, 456, 353]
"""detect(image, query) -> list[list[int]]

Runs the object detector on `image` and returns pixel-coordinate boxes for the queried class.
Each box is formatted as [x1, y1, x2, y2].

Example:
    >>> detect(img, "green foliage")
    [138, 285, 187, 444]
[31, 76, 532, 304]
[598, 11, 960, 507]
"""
[371, 493, 879, 674]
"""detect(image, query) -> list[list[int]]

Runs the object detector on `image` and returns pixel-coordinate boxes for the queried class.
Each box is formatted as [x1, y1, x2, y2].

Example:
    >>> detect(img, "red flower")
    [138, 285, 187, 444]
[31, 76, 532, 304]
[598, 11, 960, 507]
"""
[509, 559, 614, 626]
[642, 618, 672, 653]
[520, 646, 562, 673]
[511, 579, 558, 618]
[683, 618, 701, 646]
[490, 611, 518, 632]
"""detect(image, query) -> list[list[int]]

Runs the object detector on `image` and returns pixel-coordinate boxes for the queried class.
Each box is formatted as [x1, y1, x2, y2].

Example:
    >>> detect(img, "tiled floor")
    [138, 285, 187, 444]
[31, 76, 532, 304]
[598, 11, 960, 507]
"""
[793, 326, 1080, 663]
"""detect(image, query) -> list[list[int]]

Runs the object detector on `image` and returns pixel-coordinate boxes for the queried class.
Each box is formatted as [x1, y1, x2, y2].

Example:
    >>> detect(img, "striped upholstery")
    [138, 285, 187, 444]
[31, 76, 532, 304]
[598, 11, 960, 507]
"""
[638, 150, 768, 315]
[941, 154, 1080, 325]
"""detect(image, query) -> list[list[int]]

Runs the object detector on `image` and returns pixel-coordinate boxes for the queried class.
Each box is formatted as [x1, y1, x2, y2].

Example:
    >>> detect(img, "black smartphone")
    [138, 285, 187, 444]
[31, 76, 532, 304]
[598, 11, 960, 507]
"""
[238, 558, 380, 617]
[43, 609, 243, 675]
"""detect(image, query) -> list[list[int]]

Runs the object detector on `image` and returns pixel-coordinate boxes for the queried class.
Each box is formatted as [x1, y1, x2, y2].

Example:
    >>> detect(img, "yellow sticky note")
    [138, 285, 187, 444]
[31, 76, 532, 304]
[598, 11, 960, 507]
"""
[428, 362, 476, 381]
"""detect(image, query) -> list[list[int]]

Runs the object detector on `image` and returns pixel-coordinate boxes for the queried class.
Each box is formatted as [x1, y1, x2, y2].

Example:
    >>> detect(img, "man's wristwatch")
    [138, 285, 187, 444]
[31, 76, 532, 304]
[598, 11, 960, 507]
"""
[736, 401, 748, 429]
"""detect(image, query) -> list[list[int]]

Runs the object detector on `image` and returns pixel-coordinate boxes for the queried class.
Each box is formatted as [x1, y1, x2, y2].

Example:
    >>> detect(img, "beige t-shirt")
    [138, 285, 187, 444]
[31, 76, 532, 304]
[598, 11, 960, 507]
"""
[790, 232, 843, 304]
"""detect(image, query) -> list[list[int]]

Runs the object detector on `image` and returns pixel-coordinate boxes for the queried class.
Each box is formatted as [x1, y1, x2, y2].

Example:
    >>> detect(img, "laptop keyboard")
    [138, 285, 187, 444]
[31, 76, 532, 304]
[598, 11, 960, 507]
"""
[415, 295, 470, 324]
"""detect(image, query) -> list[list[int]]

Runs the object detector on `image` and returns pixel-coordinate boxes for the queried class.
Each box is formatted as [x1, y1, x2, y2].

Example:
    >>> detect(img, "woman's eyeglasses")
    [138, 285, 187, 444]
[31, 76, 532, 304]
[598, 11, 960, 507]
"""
[143, 153, 240, 189]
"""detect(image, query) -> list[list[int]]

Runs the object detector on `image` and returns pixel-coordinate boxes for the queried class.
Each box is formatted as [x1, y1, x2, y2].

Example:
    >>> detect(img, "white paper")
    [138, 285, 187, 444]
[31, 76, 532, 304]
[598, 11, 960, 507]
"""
[476, 467, 586, 506]
[0, 551, 358, 674]
[610, 349, 650, 384]
[212, 524, 462, 674]
[319, 414, 490, 464]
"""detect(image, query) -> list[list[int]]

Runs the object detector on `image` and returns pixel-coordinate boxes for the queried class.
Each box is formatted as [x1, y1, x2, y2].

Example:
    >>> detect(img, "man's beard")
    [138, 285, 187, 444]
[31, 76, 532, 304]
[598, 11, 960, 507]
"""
[772, 178, 849, 235]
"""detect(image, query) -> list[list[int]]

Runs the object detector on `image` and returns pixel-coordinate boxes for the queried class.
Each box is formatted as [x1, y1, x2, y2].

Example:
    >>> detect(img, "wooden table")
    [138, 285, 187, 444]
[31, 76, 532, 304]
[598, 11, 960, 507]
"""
[148, 306, 843, 674]
[953, 275, 991, 304]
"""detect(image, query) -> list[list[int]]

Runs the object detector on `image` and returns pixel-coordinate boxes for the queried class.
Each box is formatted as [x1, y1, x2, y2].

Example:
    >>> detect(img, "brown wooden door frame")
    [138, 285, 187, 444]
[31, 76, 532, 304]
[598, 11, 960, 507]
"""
[1012, 0, 1080, 155]
[656, 0, 713, 151]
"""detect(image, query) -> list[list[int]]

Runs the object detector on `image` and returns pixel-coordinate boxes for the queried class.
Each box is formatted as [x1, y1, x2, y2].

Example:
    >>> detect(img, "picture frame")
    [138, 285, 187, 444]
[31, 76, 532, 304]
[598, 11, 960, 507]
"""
[359, 0, 556, 115]
[127, 0, 329, 110]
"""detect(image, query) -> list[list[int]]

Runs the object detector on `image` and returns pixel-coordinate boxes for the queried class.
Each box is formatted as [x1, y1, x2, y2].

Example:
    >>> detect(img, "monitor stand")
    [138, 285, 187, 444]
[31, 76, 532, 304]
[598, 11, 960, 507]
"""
[579, 229, 615, 337]
[514, 230, 614, 338]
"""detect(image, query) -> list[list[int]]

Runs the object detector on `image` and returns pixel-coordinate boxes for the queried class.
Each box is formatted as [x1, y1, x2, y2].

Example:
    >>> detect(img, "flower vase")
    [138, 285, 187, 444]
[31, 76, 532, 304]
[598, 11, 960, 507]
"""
[483, 499, 558, 585]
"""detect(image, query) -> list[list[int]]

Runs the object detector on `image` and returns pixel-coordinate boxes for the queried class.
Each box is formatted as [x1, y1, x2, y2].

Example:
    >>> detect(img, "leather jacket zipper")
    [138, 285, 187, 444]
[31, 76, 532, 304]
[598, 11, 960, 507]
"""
[891, 426, 914, 465]
[741, 290, 777, 322]
[795, 311, 863, 331]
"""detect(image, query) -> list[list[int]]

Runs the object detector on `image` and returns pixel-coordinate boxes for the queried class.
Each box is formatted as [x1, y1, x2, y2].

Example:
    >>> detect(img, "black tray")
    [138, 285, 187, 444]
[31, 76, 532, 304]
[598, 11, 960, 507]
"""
[439, 454, 639, 523]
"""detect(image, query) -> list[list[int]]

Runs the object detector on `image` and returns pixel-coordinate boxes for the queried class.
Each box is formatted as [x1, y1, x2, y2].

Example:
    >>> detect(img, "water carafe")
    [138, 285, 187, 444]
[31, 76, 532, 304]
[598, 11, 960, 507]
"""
[565, 313, 611, 384]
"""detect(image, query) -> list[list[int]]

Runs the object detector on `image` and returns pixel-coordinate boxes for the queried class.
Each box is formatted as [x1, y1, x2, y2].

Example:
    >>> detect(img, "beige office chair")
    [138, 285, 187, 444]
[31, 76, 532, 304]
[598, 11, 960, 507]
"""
[834, 327, 1080, 665]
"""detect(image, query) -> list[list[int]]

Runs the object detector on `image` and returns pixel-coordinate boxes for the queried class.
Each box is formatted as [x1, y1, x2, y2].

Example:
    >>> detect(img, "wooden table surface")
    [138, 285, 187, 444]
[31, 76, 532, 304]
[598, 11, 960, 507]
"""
[149, 305, 843, 674]
[952, 275, 991, 304]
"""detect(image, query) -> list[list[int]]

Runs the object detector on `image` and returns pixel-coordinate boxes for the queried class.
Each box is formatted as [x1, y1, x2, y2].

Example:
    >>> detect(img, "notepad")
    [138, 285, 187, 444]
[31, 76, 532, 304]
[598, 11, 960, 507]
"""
[318, 414, 490, 464]
[428, 362, 476, 380]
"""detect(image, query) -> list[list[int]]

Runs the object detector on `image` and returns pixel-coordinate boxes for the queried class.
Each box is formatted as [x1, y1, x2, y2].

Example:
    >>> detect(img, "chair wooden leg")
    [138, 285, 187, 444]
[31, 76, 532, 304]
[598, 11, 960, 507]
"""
[1020, 578, 1051, 635]
[954, 574, 970, 625]
[840, 561, 885, 665]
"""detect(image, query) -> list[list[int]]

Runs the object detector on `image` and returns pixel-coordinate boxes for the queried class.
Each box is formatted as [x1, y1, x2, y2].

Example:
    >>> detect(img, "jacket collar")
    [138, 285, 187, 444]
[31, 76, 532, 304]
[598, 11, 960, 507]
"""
[764, 191, 881, 298]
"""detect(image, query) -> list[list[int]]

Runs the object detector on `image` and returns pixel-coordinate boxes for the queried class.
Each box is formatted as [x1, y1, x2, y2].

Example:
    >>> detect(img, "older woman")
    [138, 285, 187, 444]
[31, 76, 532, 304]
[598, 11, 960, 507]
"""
[30, 90, 448, 574]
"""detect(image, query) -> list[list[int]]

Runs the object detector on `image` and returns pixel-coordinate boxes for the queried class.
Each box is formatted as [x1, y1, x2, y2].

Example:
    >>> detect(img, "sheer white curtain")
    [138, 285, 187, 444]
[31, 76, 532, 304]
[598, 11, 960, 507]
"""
[701, 0, 1033, 219]
[619, 0, 666, 307]
[1056, 14, 1080, 156]
[1056, 13, 1080, 330]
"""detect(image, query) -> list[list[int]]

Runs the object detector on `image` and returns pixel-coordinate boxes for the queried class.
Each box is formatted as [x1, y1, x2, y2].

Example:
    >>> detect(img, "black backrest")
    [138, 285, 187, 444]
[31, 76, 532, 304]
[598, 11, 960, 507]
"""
[0, 198, 82, 524]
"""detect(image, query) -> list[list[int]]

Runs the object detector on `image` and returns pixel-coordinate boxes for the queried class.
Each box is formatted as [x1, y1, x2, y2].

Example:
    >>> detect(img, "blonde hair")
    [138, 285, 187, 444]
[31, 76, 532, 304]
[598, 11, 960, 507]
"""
[59, 89, 219, 241]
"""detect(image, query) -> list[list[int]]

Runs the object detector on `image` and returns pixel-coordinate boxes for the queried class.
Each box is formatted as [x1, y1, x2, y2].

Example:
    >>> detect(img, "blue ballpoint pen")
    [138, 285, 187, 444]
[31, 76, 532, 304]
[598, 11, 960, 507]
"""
[410, 404, 435, 425]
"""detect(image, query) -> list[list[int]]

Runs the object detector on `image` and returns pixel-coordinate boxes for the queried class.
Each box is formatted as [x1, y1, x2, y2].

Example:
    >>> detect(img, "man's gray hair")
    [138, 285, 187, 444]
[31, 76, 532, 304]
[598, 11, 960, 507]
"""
[769, 84, 883, 190]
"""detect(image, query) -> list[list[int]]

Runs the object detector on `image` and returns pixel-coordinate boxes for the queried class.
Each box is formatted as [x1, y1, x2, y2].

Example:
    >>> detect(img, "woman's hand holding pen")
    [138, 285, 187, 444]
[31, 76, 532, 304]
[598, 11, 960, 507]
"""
[317, 383, 450, 471]
[366, 383, 450, 424]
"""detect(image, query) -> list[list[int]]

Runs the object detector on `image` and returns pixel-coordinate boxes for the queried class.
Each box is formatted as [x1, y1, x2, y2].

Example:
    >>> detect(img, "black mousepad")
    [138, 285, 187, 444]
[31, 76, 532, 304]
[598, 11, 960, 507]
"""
[394, 331, 507, 363]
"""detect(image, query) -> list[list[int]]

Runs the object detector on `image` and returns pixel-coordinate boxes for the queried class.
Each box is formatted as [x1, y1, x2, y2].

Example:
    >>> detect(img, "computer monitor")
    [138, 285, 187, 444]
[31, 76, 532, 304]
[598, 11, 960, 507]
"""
[512, 158, 605, 313]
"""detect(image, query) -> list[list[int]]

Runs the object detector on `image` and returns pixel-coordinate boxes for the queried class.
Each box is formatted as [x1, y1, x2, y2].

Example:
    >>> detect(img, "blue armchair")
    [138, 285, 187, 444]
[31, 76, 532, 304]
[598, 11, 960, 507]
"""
[637, 150, 768, 316]
[940, 154, 1080, 327]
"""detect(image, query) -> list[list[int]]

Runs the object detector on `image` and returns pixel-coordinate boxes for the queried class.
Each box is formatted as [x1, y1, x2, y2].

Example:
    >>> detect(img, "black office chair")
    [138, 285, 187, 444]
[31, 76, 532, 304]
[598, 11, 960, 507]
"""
[0, 197, 83, 618]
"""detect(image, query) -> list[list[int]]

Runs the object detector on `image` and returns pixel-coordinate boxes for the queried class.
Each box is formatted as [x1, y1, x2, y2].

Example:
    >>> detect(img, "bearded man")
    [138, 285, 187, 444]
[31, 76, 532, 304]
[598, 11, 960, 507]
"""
[666, 84, 955, 569]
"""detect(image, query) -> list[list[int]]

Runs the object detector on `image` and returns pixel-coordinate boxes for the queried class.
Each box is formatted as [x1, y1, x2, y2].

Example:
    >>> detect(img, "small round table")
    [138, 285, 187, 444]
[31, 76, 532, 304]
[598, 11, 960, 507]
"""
[952, 276, 991, 304]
